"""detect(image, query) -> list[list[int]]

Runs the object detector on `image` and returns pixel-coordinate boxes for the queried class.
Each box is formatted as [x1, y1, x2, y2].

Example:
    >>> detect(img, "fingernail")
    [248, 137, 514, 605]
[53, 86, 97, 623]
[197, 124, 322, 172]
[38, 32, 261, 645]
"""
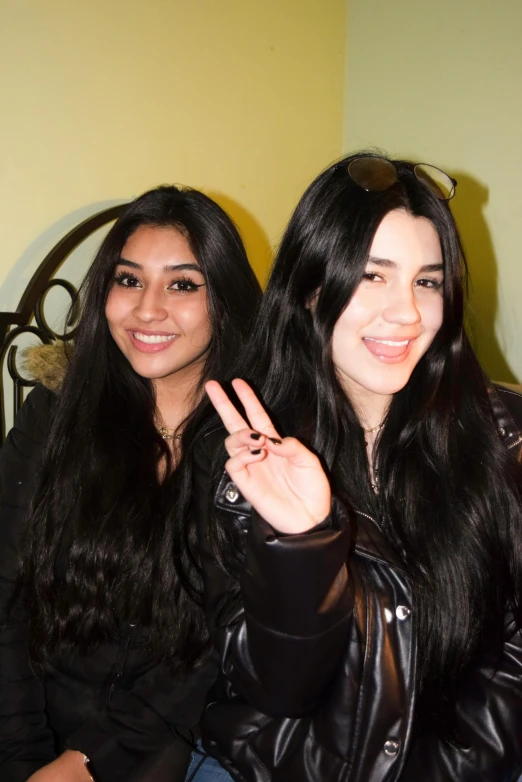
[251, 449, 262, 455]
[250, 432, 261, 441]
[269, 437, 282, 445]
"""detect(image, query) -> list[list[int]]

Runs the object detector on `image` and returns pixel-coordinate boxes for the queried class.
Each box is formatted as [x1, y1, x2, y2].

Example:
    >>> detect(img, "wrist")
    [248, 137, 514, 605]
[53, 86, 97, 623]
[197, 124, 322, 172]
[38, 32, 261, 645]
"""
[267, 509, 331, 535]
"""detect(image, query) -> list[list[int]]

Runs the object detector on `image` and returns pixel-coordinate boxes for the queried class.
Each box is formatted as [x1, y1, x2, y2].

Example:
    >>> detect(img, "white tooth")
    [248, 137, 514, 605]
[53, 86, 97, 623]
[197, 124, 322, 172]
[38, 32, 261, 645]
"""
[369, 339, 409, 346]
[133, 332, 175, 344]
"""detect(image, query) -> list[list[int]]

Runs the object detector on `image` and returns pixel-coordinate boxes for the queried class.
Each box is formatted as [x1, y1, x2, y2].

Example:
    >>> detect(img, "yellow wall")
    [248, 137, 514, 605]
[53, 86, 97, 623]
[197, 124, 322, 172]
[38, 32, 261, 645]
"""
[9, 1, 518, 381]
[344, 0, 522, 382]
[0, 0, 345, 306]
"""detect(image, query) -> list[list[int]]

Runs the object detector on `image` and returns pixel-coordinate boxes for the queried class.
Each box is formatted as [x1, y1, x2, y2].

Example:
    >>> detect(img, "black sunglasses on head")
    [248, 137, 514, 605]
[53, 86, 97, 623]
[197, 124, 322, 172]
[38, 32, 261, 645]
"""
[347, 156, 457, 201]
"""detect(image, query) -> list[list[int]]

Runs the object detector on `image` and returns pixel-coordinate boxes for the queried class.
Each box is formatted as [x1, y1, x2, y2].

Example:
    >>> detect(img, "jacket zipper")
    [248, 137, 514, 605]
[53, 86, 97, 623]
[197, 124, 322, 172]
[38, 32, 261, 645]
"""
[107, 624, 134, 706]
[355, 509, 377, 524]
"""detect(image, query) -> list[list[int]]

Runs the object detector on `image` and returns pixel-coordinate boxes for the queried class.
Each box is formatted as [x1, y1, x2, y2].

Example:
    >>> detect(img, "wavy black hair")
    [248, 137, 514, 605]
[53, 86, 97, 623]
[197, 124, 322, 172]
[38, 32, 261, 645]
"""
[209, 153, 522, 721]
[21, 185, 261, 672]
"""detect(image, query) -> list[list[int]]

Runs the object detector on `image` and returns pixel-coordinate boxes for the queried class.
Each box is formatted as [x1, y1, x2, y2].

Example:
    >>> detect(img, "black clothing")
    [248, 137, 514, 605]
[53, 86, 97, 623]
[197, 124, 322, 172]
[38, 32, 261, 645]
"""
[193, 385, 522, 781]
[0, 385, 214, 782]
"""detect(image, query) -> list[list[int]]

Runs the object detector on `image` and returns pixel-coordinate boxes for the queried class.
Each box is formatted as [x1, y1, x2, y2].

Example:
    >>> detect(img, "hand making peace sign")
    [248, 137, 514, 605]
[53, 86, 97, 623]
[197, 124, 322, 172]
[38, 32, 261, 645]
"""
[205, 378, 331, 534]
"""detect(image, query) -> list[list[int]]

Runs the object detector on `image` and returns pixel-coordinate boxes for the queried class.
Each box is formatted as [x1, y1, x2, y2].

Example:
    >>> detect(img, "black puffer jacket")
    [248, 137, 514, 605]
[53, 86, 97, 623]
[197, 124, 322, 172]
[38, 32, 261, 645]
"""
[0, 385, 215, 782]
[193, 385, 522, 781]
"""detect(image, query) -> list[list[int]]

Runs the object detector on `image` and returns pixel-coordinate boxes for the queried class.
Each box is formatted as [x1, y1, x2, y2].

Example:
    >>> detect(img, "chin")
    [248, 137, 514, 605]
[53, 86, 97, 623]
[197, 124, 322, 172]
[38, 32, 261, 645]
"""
[133, 369, 165, 380]
[376, 376, 414, 396]
[129, 355, 209, 382]
[125, 358, 177, 380]
[357, 372, 414, 397]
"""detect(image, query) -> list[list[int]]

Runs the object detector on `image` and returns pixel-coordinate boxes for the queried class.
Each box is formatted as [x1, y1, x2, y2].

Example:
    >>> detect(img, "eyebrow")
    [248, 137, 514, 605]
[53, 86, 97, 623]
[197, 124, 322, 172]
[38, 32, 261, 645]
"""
[117, 258, 202, 273]
[367, 256, 444, 273]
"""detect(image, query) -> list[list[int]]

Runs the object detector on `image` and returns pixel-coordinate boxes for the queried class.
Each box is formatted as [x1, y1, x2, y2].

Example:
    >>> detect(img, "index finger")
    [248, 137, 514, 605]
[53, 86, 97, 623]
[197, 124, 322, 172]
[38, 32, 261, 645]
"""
[231, 379, 280, 436]
[205, 380, 249, 434]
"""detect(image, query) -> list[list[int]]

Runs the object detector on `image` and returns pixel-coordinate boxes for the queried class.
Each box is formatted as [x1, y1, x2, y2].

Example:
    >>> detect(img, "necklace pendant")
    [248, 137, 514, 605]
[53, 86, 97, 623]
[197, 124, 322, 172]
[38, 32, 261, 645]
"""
[159, 426, 180, 441]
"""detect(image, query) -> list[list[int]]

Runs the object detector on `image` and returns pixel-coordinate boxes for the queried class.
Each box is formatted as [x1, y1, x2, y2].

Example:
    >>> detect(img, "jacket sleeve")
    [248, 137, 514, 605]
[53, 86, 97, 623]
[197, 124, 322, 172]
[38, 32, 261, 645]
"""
[0, 385, 57, 781]
[194, 430, 354, 718]
[402, 617, 522, 781]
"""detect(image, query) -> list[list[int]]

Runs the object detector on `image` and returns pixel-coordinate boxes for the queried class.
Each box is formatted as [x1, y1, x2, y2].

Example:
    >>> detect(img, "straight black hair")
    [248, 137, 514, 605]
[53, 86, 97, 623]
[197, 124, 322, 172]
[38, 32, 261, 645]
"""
[21, 185, 261, 672]
[207, 153, 522, 723]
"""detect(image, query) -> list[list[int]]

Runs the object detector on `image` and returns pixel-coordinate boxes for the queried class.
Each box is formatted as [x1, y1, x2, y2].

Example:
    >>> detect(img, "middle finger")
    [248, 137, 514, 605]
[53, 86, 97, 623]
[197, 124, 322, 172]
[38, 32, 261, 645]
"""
[231, 378, 280, 436]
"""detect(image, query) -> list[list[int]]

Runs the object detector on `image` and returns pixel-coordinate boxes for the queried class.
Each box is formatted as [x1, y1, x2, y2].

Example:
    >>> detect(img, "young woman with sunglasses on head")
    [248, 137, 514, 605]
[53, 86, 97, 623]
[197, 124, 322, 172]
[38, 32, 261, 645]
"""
[0, 186, 261, 782]
[186, 154, 522, 781]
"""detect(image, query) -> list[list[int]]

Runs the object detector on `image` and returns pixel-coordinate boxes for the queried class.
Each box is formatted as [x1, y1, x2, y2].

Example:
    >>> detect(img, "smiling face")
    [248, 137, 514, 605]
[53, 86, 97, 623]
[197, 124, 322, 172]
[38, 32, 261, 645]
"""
[105, 225, 211, 385]
[331, 209, 444, 414]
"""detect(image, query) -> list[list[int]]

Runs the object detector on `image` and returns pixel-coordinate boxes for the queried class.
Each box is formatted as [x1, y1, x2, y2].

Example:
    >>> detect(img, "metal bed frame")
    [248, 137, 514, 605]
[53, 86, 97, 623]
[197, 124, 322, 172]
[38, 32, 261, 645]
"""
[0, 205, 124, 444]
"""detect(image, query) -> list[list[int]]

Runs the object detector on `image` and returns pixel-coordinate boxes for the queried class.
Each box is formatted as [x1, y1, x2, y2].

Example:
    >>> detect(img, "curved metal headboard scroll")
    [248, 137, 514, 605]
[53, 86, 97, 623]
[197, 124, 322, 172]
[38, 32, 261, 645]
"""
[0, 204, 125, 444]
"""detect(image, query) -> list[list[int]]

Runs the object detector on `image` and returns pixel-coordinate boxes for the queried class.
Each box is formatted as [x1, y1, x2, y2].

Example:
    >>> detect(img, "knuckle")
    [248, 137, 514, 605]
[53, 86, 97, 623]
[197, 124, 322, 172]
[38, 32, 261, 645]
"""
[225, 458, 237, 474]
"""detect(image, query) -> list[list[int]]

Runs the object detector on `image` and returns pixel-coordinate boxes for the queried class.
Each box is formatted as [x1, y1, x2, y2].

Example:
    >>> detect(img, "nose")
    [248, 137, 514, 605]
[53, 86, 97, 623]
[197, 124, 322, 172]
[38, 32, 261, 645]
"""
[132, 285, 168, 323]
[382, 284, 421, 326]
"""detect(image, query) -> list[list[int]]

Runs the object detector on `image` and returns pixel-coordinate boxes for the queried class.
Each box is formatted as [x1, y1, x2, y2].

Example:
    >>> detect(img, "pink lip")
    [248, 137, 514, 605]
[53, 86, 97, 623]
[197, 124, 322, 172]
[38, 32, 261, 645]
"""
[127, 330, 179, 354]
[363, 337, 417, 363]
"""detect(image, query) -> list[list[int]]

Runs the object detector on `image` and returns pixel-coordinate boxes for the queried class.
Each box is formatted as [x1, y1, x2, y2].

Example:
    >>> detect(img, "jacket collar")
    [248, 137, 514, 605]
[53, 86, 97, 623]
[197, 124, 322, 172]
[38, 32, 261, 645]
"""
[352, 510, 407, 572]
[488, 383, 522, 461]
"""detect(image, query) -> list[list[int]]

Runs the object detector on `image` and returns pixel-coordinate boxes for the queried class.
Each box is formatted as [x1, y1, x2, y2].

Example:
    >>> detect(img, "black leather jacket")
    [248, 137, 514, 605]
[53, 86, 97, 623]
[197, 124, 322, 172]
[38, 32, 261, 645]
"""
[0, 386, 215, 782]
[193, 385, 522, 781]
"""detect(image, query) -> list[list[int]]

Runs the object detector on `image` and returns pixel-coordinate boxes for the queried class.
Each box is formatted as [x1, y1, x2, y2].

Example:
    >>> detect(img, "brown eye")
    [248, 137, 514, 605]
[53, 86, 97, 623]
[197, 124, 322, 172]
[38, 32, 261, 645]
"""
[114, 272, 141, 288]
[169, 279, 205, 293]
[416, 278, 443, 290]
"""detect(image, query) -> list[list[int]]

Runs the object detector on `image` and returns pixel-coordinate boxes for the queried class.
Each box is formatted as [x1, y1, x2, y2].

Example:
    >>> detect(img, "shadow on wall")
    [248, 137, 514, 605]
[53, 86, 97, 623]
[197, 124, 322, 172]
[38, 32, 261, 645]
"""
[0, 200, 127, 315]
[207, 192, 273, 286]
[451, 171, 517, 383]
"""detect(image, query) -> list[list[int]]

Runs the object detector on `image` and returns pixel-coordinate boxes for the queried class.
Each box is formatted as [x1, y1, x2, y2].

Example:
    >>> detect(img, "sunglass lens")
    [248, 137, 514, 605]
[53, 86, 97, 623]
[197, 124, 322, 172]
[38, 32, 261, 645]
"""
[414, 164, 456, 200]
[347, 157, 397, 192]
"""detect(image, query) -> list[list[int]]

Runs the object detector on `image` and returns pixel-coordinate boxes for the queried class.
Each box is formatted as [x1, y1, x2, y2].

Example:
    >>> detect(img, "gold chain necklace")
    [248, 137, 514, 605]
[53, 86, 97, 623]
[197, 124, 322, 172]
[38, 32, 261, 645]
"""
[363, 422, 385, 435]
[362, 421, 384, 447]
[157, 425, 182, 442]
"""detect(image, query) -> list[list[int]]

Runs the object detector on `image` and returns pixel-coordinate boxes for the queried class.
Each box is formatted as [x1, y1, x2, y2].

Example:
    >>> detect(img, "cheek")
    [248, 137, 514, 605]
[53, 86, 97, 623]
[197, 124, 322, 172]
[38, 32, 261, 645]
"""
[332, 294, 374, 343]
[104, 289, 126, 329]
[421, 295, 444, 334]
[174, 299, 211, 343]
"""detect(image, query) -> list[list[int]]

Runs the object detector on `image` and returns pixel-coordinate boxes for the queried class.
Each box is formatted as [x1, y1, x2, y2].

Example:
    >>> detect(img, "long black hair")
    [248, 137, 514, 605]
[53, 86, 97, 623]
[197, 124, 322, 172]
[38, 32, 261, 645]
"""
[210, 153, 522, 720]
[22, 185, 261, 672]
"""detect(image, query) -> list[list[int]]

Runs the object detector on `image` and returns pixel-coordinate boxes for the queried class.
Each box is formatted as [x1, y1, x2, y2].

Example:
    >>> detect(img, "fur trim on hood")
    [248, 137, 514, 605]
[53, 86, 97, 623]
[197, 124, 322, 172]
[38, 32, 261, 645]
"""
[21, 341, 70, 392]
